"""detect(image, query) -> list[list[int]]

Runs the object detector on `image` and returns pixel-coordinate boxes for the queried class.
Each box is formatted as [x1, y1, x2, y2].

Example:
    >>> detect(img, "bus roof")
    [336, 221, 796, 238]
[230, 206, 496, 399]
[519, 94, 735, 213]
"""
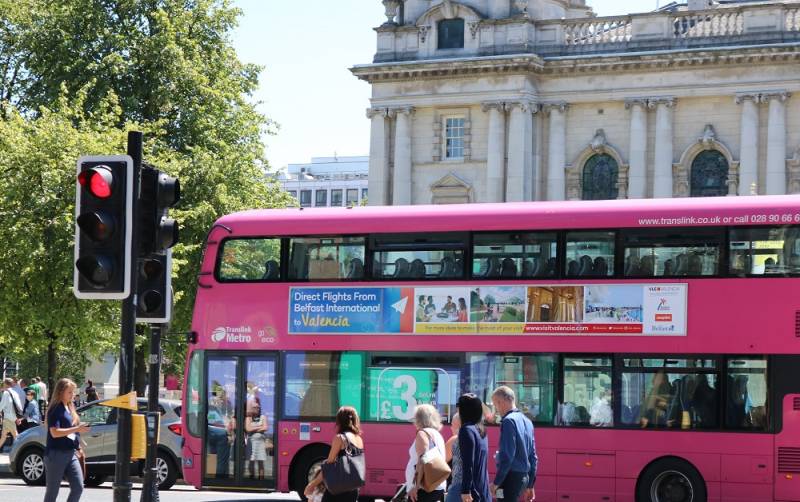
[215, 195, 800, 237]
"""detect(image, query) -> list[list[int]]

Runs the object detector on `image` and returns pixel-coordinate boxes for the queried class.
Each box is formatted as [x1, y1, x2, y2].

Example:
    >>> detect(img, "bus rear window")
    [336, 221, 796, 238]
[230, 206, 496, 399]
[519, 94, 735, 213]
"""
[288, 236, 366, 281]
[218, 238, 281, 281]
[729, 226, 800, 276]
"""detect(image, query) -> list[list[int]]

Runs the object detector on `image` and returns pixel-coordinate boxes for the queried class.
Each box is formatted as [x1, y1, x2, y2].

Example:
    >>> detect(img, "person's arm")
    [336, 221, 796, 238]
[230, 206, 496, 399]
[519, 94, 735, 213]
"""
[260, 415, 268, 432]
[445, 435, 456, 463]
[458, 428, 475, 498]
[49, 413, 89, 438]
[527, 428, 538, 488]
[244, 417, 255, 432]
[493, 418, 516, 487]
[409, 431, 428, 502]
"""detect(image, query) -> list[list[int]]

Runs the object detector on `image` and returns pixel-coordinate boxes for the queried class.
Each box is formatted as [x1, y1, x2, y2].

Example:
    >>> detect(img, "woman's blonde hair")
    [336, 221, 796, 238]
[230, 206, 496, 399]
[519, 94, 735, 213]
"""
[413, 404, 442, 431]
[51, 378, 79, 425]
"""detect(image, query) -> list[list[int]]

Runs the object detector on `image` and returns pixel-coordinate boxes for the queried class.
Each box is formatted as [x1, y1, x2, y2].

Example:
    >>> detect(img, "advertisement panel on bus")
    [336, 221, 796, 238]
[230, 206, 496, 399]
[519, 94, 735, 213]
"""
[288, 283, 687, 336]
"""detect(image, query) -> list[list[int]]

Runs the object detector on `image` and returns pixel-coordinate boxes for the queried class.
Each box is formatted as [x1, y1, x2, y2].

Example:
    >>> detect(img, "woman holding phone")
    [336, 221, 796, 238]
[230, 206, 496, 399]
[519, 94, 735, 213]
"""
[43, 378, 90, 502]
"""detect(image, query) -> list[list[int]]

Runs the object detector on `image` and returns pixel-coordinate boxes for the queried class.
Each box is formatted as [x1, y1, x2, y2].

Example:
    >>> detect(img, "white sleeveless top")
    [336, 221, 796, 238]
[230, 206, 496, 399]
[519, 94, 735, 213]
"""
[404, 427, 447, 491]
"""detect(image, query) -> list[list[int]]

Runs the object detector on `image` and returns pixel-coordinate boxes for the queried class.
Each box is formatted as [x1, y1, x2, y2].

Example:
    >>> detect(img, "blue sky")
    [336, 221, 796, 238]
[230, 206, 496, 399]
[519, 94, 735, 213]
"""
[231, 1, 659, 171]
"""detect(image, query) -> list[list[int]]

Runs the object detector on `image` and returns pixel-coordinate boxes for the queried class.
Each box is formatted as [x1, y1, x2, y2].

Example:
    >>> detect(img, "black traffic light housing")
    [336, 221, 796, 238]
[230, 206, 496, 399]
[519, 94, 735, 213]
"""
[74, 155, 133, 299]
[139, 166, 180, 255]
[135, 250, 172, 323]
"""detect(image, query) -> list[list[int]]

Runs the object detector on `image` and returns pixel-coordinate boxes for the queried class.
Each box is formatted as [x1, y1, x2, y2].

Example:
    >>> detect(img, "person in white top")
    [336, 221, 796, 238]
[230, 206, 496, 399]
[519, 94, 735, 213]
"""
[406, 404, 447, 502]
[0, 377, 22, 449]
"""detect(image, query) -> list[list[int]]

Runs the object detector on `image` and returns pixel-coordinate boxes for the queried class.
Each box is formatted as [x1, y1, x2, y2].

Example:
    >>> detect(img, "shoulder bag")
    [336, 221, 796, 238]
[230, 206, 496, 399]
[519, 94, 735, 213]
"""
[416, 429, 451, 492]
[321, 433, 366, 495]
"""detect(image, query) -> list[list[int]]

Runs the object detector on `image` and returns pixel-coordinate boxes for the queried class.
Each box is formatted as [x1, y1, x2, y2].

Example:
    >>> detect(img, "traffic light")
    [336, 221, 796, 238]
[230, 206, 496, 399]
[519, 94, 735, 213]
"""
[135, 250, 172, 323]
[73, 155, 133, 299]
[139, 166, 180, 254]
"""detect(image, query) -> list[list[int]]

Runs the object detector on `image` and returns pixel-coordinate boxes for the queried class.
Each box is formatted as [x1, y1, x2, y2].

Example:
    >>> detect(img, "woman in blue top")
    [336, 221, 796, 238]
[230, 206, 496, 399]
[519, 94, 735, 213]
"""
[456, 393, 491, 502]
[44, 378, 89, 502]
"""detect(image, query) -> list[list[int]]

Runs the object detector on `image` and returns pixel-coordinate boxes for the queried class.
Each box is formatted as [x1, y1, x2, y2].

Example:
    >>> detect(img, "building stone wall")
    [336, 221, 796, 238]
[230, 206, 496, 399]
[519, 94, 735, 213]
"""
[355, 0, 800, 205]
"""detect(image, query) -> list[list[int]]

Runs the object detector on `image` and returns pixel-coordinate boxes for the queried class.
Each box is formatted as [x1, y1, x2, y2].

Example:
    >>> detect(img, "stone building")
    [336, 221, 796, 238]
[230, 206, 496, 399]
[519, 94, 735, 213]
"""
[351, 0, 800, 205]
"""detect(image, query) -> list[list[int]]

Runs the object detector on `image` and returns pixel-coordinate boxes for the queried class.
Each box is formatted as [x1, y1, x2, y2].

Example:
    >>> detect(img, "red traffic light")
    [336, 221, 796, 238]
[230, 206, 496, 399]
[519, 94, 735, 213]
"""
[78, 166, 114, 199]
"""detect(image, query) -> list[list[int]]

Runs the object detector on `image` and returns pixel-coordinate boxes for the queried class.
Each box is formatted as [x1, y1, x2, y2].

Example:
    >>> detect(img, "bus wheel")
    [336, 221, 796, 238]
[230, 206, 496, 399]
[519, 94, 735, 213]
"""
[292, 444, 330, 500]
[637, 457, 707, 502]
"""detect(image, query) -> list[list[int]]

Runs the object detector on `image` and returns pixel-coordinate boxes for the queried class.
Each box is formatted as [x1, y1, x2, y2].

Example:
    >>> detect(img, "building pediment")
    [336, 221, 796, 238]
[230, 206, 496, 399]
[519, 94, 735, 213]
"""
[416, 1, 485, 27]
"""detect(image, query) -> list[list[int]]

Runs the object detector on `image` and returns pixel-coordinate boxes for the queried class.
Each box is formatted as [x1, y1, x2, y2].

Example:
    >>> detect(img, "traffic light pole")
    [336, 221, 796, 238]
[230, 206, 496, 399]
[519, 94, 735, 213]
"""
[114, 131, 143, 502]
[141, 324, 163, 502]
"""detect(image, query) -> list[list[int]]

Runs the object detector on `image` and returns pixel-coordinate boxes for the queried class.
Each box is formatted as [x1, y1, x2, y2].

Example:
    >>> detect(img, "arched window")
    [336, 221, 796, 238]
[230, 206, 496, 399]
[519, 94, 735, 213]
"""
[438, 18, 464, 49]
[690, 150, 728, 197]
[582, 154, 619, 200]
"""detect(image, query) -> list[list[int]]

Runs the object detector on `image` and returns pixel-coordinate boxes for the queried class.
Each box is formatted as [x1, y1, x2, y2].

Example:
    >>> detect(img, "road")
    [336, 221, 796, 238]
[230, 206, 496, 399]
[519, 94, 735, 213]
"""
[0, 477, 303, 502]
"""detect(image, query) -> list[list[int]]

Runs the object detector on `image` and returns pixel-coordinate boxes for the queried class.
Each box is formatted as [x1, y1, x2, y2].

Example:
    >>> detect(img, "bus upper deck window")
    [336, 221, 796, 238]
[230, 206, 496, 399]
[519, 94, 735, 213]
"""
[217, 238, 282, 282]
[565, 231, 615, 277]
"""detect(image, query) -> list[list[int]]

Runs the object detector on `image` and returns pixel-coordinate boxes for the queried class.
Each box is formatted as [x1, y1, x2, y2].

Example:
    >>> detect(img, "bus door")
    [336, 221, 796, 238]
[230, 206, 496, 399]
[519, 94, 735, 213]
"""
[203, 353, 278, 489]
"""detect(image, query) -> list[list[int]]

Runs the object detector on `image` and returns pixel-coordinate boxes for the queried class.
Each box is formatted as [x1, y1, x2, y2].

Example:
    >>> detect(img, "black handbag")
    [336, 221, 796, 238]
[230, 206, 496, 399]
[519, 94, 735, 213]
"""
[321, 434, 366, 495]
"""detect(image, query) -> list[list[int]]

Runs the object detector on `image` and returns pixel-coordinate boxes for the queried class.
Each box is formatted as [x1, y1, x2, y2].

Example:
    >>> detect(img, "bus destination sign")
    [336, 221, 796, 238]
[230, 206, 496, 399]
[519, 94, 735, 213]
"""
[288, 283, 687, 336]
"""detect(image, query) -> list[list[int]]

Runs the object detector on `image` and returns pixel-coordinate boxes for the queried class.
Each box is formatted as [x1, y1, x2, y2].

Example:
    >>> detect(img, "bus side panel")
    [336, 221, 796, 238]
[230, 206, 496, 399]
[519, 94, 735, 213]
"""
[776, 393, 800, 501]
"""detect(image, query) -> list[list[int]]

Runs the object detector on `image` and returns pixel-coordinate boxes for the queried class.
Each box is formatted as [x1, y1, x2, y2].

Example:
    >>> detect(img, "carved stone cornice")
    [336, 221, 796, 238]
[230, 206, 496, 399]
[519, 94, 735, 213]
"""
[760, 91, 791, 104]
[353, 45, 800, 83]
[624, 98, 649, 110]
[390, 105, 415, 117]
[543, 102, 569, 115]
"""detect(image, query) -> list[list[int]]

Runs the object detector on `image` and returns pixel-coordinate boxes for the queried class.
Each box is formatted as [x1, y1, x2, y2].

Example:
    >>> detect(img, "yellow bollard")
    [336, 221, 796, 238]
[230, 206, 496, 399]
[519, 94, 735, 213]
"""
[131, 413, 147, 460]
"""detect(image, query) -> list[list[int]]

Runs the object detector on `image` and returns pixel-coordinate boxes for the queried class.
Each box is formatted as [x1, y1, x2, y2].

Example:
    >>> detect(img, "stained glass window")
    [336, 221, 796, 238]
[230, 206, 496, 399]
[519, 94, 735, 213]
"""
[690, 150, 728, 197]
[582, 154, 619, 200]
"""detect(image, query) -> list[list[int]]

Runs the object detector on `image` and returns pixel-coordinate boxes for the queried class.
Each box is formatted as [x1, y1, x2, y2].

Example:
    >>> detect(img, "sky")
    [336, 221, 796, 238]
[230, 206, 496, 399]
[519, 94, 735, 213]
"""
[231, 1, 660, 172]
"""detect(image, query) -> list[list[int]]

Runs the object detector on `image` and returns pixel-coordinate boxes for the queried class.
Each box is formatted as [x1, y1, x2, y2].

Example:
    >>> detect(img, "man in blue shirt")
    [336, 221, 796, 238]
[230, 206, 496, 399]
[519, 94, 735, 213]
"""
[490, 386, 537, 502]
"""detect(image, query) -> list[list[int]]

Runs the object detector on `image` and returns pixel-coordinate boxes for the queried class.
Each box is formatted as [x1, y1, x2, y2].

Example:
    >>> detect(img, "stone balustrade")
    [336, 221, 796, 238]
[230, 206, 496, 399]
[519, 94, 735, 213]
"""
[372, 2, 800, 62]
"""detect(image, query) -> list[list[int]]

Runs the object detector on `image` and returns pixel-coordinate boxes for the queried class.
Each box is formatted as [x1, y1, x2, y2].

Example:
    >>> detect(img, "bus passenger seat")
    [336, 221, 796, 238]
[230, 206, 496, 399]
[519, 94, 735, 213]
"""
[688, 254, 703, 275]
[393, 258, 410, 279]
[593, 256, 608, 276]
[546, 257, 557, 276]
[764, 257, 777, 273]
[624, 255, 640, 276]
[662, 259, 674, 277]
[263, 260, 280, 280]
[486, 256, 501, 278]
[567, 259, 579, 276]
[640, 256, 655, 277]
[347, 258, 364, 279]
[500, 258, 517, 278]
[675, 253, 688, 275]
[439, 257, 456, 278]
[578, 255, 594, 276]
[410, 259, 426, 279]
[522, 259, 536, 278]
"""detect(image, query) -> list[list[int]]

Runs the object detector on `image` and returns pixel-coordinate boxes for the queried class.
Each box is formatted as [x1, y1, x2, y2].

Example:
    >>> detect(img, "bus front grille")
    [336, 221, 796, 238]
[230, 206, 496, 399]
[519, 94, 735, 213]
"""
[778, 448, 800, 473]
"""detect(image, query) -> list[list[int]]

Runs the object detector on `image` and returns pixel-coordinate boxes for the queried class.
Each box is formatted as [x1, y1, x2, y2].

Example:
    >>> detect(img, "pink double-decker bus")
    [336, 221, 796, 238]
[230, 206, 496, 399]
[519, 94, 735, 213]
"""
[181, 195, 800, 502]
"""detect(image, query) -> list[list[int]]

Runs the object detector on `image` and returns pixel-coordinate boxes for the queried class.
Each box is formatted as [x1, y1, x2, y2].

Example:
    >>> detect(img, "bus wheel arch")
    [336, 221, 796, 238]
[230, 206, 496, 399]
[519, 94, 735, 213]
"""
[289, 443, 331, 497]
[635, 456, 707, 502]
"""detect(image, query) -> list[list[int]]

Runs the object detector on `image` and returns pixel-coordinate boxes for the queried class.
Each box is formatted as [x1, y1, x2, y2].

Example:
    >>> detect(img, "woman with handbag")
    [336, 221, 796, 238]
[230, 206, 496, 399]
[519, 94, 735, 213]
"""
[304, 406, 364, 502]
[43, 378, 90, 502]
[405, 404, 448, 502]
[456, 394, 491, 502]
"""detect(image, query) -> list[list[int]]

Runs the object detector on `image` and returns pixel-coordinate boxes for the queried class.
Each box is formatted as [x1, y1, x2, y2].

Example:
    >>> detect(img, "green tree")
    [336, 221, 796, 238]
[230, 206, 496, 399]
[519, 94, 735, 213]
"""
[0, 0, 293, 382]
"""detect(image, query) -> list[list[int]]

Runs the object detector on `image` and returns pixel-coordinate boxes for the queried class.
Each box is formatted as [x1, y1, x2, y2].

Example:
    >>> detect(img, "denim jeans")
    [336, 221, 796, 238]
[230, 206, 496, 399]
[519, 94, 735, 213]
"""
[44, 448, 83, 502]
[498, 471, 528, 502]
[445, 482, 462, 502]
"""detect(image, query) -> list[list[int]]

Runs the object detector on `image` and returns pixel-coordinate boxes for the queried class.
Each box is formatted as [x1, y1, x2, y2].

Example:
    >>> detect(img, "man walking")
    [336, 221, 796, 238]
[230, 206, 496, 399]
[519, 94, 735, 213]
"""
[0, 378, 22, 452]
[490, 386, 537, 502]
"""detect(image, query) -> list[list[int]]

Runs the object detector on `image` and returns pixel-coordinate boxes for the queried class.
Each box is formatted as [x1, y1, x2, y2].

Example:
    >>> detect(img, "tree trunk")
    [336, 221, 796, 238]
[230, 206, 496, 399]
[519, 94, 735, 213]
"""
[46, 330, 57, 393]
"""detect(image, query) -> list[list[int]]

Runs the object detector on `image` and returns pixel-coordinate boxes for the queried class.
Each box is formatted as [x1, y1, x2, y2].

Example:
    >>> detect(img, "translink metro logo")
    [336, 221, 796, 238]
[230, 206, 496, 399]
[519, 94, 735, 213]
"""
[211, 326, 252, 343]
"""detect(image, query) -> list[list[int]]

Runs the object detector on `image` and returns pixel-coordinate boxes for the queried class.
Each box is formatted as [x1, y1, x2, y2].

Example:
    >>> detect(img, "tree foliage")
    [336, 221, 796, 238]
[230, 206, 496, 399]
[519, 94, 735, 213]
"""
[0, 0, 292, 381]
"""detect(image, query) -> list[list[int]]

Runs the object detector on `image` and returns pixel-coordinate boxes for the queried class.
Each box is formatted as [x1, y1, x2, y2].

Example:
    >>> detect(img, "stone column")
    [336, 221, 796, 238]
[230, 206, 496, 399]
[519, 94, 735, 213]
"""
[482, 102, 506, 202]
[763, 92, 790, 195]
[652, 98, 675, 198]
[367, 107, 390, 206]
[545, 102, 568, 201]
[505, 101, 534, 202]
[735, 94, 760, 196]
[625, 99, 648, 199]
[392, 106, 415, 205]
